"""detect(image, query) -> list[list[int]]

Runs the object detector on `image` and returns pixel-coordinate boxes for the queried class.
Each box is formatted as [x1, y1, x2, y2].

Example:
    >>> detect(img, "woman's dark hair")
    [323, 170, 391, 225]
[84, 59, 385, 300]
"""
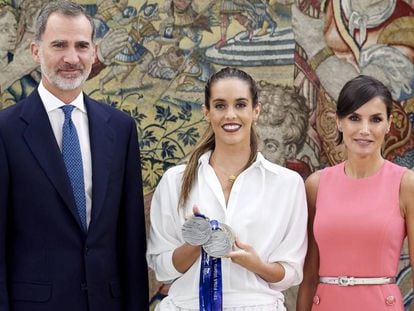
[336, 75, 393, 144]
[204, 67, 259, 109]
[179, 67, 260, 207]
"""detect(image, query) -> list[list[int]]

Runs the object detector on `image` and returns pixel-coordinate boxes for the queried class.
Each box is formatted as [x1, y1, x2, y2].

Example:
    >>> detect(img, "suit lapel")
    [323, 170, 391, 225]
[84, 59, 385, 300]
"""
[20, 90, 83, 229]
[86, 96, 115, 227]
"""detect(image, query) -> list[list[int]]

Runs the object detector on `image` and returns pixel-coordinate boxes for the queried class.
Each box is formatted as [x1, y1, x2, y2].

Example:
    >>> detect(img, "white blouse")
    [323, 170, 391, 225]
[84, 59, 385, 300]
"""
[147, 152, 308, 310]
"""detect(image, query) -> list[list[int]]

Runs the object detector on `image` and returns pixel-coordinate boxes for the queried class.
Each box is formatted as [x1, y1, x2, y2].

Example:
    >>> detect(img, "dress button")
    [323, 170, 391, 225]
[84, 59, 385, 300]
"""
[313, 295, 320, 305]
[385, 295, 395, 306]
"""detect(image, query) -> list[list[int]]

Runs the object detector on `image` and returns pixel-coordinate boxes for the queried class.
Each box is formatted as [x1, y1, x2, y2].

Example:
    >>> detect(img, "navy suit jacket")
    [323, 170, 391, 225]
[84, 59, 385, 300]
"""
[0, 90, 149, 310]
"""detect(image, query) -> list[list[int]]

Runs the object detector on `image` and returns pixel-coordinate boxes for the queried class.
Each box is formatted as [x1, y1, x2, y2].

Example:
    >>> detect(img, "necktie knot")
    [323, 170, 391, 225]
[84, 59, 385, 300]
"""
[61, 105, 75, 120]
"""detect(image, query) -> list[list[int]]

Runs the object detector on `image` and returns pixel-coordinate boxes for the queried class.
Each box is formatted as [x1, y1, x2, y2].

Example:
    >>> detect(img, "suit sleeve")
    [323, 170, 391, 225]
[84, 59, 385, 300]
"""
[0, 130, 10, 310]
[119, 119, 149, 310]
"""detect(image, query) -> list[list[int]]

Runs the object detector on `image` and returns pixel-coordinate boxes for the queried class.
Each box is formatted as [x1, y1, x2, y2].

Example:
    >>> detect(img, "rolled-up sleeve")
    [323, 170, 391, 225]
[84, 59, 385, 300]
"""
[146, 167, 185, 282]
[268, 174, 308, 290]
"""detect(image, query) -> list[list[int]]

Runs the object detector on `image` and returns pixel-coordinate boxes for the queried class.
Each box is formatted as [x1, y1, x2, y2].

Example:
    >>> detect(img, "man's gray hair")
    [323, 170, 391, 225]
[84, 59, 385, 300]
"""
[34, 0, 95, 43]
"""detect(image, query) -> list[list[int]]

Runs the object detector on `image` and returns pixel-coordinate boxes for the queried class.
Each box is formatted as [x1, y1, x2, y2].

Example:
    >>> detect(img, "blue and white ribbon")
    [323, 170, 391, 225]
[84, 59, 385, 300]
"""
[199, 220, 223, 311]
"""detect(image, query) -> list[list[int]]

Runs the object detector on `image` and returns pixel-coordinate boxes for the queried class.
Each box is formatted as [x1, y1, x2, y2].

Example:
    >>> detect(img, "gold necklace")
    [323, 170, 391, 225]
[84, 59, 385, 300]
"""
[210, 155, 241, 183]
[215, 166, 238, 183]
[228, 174, 237, 183]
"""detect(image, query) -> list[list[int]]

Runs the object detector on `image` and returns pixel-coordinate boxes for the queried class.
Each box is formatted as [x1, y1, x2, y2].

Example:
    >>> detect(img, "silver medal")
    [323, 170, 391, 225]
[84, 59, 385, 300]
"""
[182, 215, 212, 246]
[202, 223, 234, 258]
[219, 223, 236, 245]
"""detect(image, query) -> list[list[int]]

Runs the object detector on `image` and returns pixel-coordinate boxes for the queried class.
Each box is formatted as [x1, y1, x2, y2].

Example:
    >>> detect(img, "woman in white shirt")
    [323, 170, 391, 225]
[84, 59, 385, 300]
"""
[147, 67, 307, 310]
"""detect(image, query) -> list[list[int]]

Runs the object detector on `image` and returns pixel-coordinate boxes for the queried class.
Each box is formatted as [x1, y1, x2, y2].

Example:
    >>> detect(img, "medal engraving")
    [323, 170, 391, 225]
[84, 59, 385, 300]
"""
[219, 223, 236, 245]
[182, 215, 212, 246]
[203, 224, 234, 258]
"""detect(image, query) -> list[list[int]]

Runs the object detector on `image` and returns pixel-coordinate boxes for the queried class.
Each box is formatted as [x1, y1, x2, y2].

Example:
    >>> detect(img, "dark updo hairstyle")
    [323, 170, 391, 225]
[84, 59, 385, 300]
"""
[336, 75, 393, 144]
[179, 67, 259, 207]
[204, 67, 259, 109]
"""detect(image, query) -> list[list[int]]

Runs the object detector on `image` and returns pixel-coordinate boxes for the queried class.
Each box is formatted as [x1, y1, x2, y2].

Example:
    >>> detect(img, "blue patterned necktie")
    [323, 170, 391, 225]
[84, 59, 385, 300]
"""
[61, 105, 87, 231]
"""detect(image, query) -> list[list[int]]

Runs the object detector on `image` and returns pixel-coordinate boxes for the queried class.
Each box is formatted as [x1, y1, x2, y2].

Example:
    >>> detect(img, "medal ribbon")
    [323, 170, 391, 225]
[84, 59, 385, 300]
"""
[199, 220, 223, 311]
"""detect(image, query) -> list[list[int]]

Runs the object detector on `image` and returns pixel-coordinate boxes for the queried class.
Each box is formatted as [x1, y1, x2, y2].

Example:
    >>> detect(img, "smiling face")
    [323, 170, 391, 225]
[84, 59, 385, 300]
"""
[31, 12, 96, 100]
[337, 96, 391, 158]
[204, 77, 260, 149]
[0, 10, 18, 54]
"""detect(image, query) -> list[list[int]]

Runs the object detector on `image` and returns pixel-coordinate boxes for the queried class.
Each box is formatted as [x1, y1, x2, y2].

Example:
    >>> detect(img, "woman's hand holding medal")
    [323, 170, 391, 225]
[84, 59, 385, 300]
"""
[181, 206, 235, 258]
[182, 206, 212, 246]
[226, 238, 263, 271]
[181, 206, 283, 282]
[228, 239, 286, 283]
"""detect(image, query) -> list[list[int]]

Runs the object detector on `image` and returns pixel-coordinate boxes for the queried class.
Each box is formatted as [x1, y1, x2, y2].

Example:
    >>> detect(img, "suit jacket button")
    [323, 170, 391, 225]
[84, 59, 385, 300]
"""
[85, 247, 89, 255]
[313, 295, 320, 305]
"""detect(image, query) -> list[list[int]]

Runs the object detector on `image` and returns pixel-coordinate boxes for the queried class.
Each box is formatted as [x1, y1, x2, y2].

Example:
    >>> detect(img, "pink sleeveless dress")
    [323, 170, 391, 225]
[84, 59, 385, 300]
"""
[312, 160, 407, 310]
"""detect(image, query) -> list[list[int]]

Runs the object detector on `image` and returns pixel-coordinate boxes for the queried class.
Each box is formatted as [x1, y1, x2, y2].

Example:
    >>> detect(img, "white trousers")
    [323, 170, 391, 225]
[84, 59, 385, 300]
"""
[155, 297, 286, 311]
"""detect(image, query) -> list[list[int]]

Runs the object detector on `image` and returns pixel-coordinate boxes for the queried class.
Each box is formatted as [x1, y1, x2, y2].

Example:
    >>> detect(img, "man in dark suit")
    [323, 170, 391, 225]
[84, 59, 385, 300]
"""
[0, 1, 149, 310]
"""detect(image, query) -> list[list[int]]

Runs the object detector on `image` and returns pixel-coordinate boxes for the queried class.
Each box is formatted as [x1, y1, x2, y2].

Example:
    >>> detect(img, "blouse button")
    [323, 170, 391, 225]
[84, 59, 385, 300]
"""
[313, 295, 320, 305]
[385, 295, 396, 306]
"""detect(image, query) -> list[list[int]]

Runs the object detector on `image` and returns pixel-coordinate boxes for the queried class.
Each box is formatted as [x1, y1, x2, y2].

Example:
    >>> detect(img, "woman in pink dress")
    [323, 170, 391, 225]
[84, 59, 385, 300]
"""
[297, 75, 414, 310]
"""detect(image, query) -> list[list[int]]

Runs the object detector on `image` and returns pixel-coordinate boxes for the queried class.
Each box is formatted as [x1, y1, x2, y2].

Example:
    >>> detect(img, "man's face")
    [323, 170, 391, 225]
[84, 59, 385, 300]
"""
[31, 12, 96, 98]
[173, 0, 192, 10]
[257, 124, 289, 166]
[0, 11, 17, 53]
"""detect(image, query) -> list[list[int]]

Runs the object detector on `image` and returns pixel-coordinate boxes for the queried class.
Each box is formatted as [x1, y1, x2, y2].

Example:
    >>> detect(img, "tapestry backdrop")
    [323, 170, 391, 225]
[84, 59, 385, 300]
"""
[1, 0, 413, 309]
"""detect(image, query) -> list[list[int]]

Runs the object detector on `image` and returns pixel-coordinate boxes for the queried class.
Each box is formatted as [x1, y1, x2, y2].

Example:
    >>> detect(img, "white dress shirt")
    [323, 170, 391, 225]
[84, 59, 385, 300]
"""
[147, 151, 308, 310]
[38, 81, 92, 228]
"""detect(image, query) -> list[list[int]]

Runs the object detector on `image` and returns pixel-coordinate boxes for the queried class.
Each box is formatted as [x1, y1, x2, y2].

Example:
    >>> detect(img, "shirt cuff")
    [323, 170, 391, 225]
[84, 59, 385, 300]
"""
[156, 250, 183, 282]
[270, 261, 301, 289]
